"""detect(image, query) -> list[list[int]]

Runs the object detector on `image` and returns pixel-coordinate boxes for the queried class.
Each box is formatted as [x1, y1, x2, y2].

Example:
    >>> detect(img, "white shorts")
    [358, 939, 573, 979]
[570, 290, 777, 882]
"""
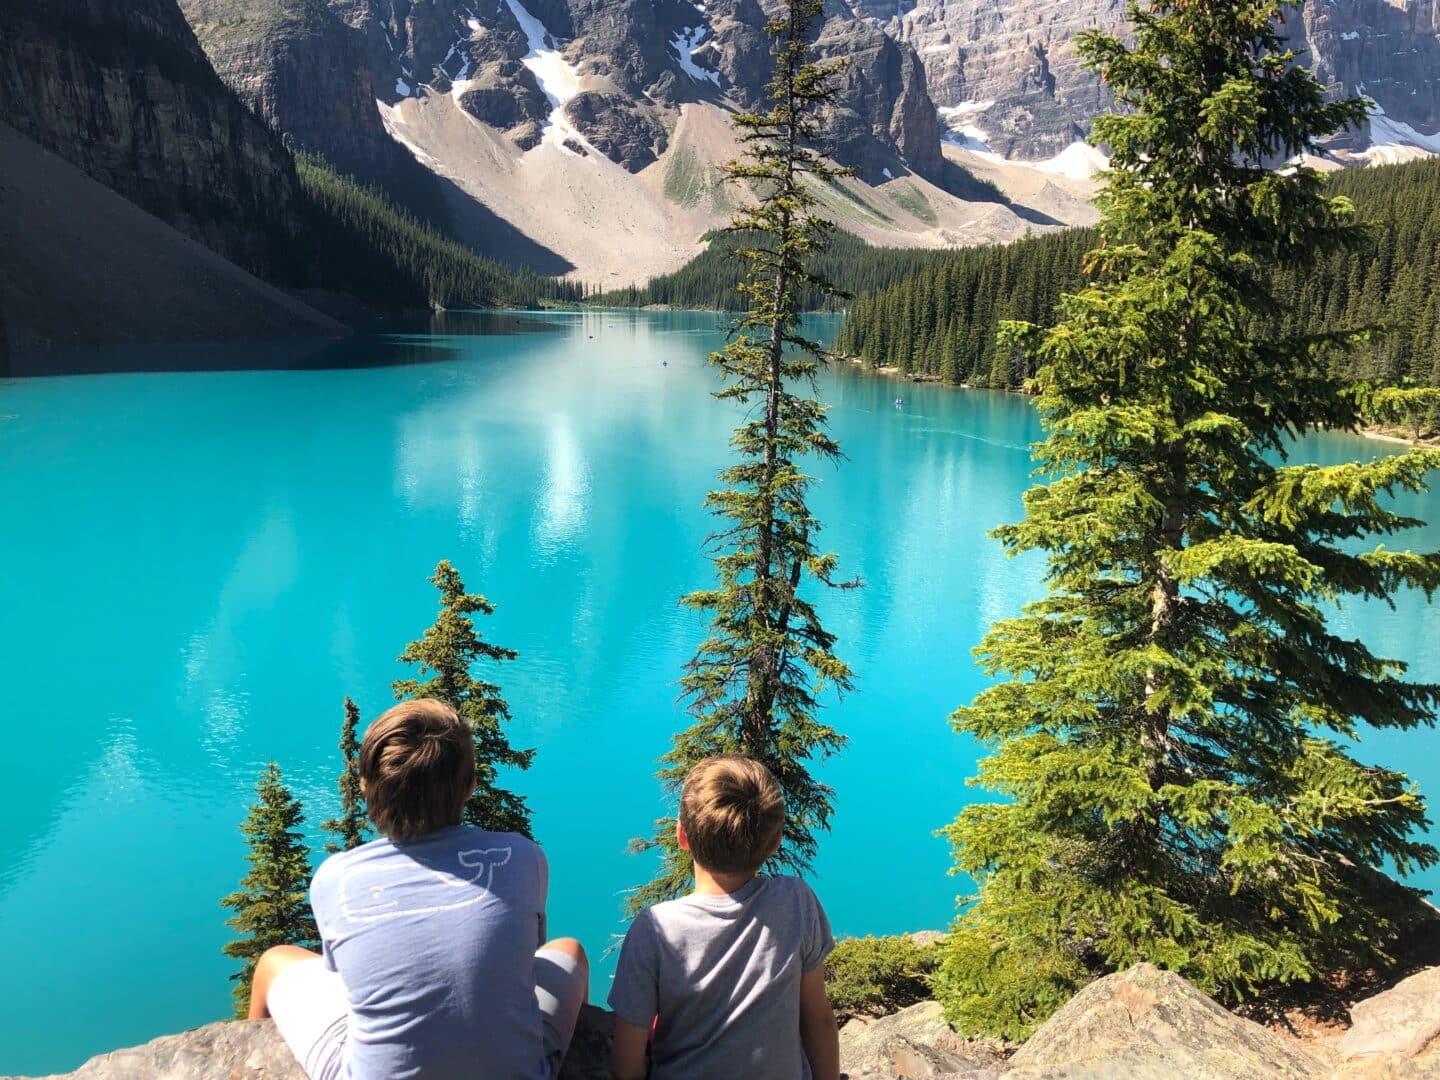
[268, 948, 587, 1080]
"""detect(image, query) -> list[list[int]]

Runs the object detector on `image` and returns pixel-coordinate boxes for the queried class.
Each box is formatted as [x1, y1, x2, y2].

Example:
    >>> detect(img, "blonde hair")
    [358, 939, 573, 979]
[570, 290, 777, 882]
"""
[679, 755, 785, 875]
[360, 699, 474, 842]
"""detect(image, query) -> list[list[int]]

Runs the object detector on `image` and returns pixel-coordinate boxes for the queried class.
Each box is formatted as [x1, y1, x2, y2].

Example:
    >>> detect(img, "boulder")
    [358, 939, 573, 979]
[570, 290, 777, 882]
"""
[1007, 963, 1328, 1080]
[840, 1000, 1005, 1078]
[1337, 968, 1440, 1060]
[30, 1004, 615, 1080]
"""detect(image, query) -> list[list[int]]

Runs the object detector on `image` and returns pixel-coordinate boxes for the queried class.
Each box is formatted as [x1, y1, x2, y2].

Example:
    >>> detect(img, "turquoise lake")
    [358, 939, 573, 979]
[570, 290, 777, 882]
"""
[2, 309, 1438, 1074]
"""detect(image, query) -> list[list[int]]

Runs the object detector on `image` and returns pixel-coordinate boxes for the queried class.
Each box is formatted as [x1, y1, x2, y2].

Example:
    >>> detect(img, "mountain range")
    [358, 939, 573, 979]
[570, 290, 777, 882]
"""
[2, 0, 1438, 317]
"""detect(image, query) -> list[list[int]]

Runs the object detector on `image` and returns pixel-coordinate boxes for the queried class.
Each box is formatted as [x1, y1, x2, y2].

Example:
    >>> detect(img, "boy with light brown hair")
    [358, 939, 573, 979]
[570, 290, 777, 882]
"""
[609, 754, 840, 1080]
[247, 698, 588, 1080]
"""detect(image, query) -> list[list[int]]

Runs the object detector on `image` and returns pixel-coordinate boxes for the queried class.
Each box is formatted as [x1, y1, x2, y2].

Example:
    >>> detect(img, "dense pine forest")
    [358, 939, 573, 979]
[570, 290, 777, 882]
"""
[835, 157, 1440, 402]
[295, 156, 583, 310]
[592, 230, 959, 312]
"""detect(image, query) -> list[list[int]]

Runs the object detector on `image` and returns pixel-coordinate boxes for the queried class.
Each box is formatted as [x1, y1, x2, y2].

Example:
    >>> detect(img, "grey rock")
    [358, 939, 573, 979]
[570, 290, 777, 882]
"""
[1337, 968, 1440, 1059]
[840, 1000, 1005, 1078]
[30, 1004, 615, 1080]
[871, 0, 1440, 160]
[565, 92, 670, 172]
[33, 1020, 302, 1080]
[1330, 1053, 1440, 1079]
[178, 0, 412, 190]
[1008, 963, 1328, 1080]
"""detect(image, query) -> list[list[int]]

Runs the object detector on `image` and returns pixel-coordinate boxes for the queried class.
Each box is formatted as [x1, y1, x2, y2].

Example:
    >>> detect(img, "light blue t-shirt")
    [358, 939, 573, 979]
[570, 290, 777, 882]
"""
[310, 824, 550, 1080]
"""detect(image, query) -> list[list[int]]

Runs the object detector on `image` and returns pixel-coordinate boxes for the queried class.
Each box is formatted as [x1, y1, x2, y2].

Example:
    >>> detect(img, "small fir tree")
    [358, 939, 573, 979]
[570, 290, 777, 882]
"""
[221, 762, 319, 1017]
[394, 560, 534, 837]
[630, 0, 856, 910]
[938, 0, 1440, 1040]
[321, 696, 368, 853]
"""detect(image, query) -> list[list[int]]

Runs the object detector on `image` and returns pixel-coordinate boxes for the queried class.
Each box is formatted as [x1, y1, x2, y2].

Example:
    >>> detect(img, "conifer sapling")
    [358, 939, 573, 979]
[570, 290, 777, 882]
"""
[221, 762, 319, 1017]
[322, 696, 368, 853]
[394, 561, 534, 837]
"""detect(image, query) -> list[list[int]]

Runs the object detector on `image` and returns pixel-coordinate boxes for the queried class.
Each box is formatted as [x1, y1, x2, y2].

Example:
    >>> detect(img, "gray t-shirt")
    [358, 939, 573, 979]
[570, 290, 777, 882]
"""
[607, 875, 835, 1080]
[310, 824, 550, 1080]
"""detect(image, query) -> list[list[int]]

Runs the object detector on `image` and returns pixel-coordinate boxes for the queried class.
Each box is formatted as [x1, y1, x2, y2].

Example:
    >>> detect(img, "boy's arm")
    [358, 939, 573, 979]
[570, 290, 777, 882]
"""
[610, 1018, 651, 1080]
[799, 965, 840, 1080]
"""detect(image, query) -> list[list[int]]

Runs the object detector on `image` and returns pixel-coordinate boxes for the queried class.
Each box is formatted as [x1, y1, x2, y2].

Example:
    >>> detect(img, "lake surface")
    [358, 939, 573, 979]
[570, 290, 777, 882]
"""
[2, 309, 1438, 1074]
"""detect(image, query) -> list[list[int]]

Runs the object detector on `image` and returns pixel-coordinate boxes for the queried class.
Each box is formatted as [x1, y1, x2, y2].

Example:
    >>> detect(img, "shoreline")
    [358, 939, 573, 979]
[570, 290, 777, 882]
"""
[845, 355, 1435, 448]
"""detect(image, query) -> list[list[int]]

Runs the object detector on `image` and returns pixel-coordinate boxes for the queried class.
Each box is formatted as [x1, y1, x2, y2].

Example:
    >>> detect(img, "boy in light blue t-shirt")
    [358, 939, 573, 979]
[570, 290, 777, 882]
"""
[247, 699, 589, 1080]
[609, 754, 840, 1080]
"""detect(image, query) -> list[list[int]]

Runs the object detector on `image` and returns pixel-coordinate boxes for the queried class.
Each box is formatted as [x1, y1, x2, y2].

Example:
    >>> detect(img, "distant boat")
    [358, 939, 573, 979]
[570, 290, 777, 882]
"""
[894, 398, 905, 408]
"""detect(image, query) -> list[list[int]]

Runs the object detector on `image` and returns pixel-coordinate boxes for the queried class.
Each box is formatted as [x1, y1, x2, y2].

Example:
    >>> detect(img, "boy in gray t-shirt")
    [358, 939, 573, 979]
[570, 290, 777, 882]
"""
[608, 755, 839, 1080]
[244, 699, 589, 1080]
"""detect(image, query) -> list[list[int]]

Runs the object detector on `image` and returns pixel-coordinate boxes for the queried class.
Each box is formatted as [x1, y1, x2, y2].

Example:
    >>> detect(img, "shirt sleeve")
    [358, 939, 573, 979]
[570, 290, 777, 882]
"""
[310, 871, 338, 972]
[607, 912, 661, 1027]
[798, 881, 835, 973]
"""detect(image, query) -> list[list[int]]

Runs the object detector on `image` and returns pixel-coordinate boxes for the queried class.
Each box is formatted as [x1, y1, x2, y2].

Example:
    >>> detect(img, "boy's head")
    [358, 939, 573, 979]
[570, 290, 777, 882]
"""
[360, 699, 475, 842]
[678, 755, 785, 876]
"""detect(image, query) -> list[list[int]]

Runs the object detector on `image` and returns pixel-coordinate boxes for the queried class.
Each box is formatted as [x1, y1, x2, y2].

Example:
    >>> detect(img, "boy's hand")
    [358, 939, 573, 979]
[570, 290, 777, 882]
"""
[611, 1017, 651, 1080]
[799, 966, 840, 1080]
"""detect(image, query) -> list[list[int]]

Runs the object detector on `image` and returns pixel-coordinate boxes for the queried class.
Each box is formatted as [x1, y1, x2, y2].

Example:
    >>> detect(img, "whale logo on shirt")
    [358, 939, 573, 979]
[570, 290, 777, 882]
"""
[339, 846, 514, 922]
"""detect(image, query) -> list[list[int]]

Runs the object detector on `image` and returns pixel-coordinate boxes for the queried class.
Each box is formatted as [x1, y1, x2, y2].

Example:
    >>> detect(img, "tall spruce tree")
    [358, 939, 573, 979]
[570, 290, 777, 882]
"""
[938, 0, 1440, 1039]
[394, 560, 534, 837]
[321, 696, 368, 853]
[629, 0, 856, 911]
[221, 763, 319, 1017]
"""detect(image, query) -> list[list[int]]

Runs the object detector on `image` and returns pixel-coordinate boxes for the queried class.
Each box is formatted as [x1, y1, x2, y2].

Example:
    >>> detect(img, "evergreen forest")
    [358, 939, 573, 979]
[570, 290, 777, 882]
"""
[294, 155, 583, 311]
[836, 157, 1440, 407]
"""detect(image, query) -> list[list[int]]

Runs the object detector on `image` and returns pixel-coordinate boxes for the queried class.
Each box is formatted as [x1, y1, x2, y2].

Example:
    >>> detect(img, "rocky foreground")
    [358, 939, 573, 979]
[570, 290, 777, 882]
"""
[26, 963, 1440, 1079]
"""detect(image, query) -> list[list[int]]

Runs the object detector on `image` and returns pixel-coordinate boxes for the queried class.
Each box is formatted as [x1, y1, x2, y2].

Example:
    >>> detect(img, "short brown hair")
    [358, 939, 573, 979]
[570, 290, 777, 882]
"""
[679, 755, 785, 876]
[360, 699, 475, 842]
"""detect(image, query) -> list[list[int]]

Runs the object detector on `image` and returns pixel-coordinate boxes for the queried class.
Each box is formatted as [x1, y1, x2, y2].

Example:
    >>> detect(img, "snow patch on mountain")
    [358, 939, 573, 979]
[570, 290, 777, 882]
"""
[939, 103, 1108, 178]
[1358, 104, 1440, 162]
[672, 26, 719, 84]
[937, 101, 994, 153]
[501, 0, 587, 150]
[1031, 141, 1110, 180]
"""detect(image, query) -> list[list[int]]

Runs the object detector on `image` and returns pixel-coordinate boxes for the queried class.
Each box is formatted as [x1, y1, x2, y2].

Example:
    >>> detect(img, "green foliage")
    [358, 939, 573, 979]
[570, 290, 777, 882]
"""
[321, 696, 368, 853]
[1272, 157, 1440, 412]
[826, 935, 942, 1021]
[834, 229, 1095, 385]
[220, 763, 318, 1017]
[629, 0, 855, 909]
[938, 0, 1440, 1041]
[889, 182, 938, 226]
[294, 154, 582, 311]
[394, 561, 534, 837]
[838, 157, 1440, 396]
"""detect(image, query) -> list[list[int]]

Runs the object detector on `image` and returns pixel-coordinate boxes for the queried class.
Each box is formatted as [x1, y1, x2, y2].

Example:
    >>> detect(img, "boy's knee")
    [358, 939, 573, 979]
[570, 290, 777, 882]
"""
[542, 937, 588, 972]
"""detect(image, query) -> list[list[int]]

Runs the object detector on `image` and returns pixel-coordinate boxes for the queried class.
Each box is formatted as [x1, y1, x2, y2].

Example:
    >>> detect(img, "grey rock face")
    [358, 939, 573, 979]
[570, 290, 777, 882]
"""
[178, 0, 410, 188]
[880, 0, 1125, 158]
[1301, 0, 1440, 149]
[814, 15, 947, 184]
[872, 0, 1439, 160]
[565, 92, 671, 172]
[0, 0, 307, 279]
